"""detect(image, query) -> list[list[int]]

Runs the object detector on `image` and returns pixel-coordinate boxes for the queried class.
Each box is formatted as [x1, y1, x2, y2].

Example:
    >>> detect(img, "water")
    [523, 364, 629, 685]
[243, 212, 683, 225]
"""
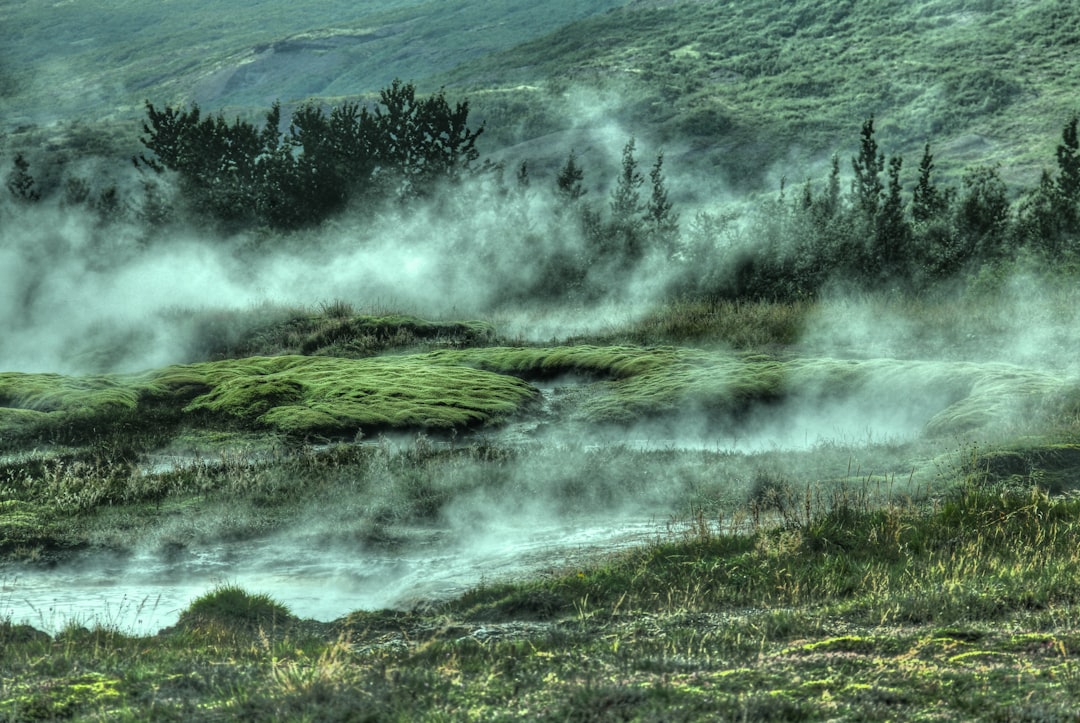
[0, 516, 663, 635]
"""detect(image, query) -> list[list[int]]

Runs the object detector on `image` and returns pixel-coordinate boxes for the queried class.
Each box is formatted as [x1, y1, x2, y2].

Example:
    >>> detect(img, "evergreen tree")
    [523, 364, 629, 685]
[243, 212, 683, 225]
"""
[1055, 114, 1080, 203]
[873, 154, 911, 281]
[851, 117, 884, 219]
[7, 153, 40, 203]
[645, 151, 679, 258]
[912, 142, 946, 223]
[610, 138, 645, 222]
[1054, 114, 1080, 237]
[607, 137, 647, 265]
[956, 164, 1010, 261]
[372, 79, 484, 200]
[556, 150, 587, 204]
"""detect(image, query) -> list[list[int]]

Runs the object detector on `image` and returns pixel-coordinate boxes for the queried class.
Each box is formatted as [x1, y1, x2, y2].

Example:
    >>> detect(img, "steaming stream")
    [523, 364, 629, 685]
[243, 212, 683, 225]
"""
[1, 384, 938, 636]
[1, 516, 663, 635]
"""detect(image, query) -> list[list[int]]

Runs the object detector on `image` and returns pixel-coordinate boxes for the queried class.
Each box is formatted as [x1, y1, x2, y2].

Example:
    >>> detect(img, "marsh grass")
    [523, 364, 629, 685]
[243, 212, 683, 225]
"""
[5, 473, 1080, 719]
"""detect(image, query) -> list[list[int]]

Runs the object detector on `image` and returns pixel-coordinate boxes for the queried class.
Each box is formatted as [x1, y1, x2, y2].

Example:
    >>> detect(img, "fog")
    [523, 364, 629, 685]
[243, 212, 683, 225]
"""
[0, 145, 681, 374]
[4, 109, 1080, 637]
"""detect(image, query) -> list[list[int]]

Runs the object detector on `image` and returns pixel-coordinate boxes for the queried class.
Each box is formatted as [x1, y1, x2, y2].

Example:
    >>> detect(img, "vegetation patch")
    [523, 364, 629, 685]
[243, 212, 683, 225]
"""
[430, 346, 1079, 433]
[176, 584, 296, 631]
[0, 354, 541, 447]
[165, 355, 539, 434]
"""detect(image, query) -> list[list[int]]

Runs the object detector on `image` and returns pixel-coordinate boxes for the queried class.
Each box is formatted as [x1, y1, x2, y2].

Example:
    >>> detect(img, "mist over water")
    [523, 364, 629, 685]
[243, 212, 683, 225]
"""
[2, 515, 663, 635]
[4, 121, 1080, 639]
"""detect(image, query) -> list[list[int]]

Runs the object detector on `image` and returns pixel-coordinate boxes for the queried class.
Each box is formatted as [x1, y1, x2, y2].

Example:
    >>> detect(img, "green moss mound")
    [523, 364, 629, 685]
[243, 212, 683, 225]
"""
[176, 585, 295, 631]
[159, 355, 539, 434]
[429, 346, 1078, 432]
[2, 347, 1075, 448]
[0, 355, 540, 446]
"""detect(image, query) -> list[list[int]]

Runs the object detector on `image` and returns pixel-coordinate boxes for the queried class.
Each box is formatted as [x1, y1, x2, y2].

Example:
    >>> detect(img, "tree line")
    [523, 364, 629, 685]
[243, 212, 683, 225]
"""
[676, 114, 1080, 300]
[4, 80, 1080, 302]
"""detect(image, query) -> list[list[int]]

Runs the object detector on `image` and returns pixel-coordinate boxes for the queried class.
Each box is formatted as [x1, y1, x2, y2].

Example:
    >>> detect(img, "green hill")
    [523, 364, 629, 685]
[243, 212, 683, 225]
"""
[442, 0, 1080, 191]
[3, 0, 1079, 195]
[0, 0, 624, 124]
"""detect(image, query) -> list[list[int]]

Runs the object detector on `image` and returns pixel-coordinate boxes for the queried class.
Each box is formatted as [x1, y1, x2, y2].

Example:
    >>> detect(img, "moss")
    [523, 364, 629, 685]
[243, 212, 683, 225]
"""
[0, 372, 140, 413]
[169, 355, 540, 434]
[0, 672, 122, 720]
[2, 347, 1076, 448]
[430, 346, 1079, 433]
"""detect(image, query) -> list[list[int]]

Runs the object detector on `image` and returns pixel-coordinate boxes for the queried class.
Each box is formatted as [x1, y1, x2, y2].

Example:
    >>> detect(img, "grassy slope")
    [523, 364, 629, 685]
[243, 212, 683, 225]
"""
[0, 0, 624, 123]
[7, 1, 1079, 196]
[444, 0, 1080, 191]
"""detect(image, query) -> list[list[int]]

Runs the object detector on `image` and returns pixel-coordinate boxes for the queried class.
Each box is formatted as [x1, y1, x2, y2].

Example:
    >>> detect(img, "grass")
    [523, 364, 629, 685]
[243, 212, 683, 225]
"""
[5, 332, 1078, 452]
[4, 477, 1080, 719]
[0, 352, 540, 449]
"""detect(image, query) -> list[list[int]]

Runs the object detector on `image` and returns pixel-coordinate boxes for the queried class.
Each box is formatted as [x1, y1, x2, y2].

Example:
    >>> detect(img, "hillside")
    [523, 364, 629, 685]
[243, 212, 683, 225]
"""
[3, 0, 1080, 200]
[0, 0, 624, 125]
[443, 0, 1080, 192]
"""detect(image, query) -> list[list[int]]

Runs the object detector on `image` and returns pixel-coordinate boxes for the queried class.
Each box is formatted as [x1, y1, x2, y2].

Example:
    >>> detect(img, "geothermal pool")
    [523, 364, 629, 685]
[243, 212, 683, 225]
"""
[1, 516, 664, 636]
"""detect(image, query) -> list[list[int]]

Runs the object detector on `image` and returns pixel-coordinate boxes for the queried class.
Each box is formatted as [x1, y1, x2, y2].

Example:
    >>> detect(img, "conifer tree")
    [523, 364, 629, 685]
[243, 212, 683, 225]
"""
[7, 153, 40, 203]
[556, 150, 586, 204]
[1055, 114, 1079, 204]
[607, 137, 647, 265]
[645, 151, 679, 258]
[851, 117, 884, 219]
[874, 155, 911, 280]
[912, 142, 946, 223]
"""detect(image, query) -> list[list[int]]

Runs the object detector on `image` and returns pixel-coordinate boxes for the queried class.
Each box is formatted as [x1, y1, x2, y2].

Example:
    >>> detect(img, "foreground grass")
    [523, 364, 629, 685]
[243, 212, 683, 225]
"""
[3, 481, 1080, 720]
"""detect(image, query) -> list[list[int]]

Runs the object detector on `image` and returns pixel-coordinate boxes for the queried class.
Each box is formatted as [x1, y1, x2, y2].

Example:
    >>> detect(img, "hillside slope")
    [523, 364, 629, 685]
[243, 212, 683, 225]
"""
[0, 0, 625, 125]
[442, 0, 1080, 191]
[3, 0, 1078, 197]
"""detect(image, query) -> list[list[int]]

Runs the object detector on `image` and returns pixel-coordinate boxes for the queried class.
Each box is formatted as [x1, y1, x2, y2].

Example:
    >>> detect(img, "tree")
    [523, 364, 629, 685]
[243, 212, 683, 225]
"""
[1016, 115, 1080, 258]
[956, 164, 1010, 261]
[1054, 114, 1080, 238]
[873, 154, 911, 281]
[610, 138, 645, 222]
[7, 153, 40, 203]
[1055, 114, 1080, 203]
[136, 80, 486, 229]
[912, 142, 947, 223]
[136, 102, 278, 229]
[556, 150, 587, 205]
[851, 117, 884, 219]
[371, 79, 484, 200]
[645, 151, 679, 258]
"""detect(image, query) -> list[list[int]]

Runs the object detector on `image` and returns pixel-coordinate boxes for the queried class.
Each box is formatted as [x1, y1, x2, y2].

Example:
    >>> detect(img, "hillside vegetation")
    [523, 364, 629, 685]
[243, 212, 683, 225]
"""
[0, 0, 623, 125]
[447, 0, 1080, 189]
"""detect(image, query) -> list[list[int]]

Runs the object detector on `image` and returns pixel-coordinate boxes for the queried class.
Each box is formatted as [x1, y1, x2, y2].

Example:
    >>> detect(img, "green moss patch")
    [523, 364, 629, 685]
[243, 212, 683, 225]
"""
[2, 347, 1076, 448]
[0, 499, 67, 557]
[162, 355, 539, 434]
[0, 355, 539, 444]
[429, 346, 1077, 432]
